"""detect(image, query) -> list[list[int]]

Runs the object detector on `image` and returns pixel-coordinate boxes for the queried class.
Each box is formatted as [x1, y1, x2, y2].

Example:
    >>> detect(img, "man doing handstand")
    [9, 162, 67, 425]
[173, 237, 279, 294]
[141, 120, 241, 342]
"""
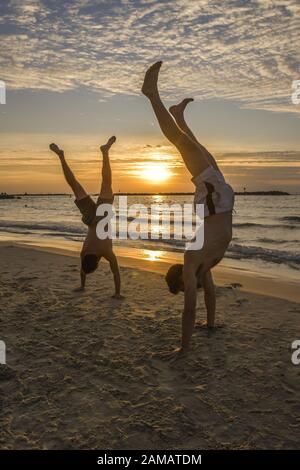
[142, 62, 234, 358]
[49, 137, 122, 298]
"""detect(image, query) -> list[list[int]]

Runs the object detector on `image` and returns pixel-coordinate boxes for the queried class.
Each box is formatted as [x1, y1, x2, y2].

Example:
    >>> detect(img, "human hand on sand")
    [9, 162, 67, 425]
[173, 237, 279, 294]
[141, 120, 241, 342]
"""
[195, 321, 217, 337]
[73, 286, 85, 293]
[152, 347, 186, 362]
[195, 321, 215, 330]
[111, 293, 125, 300]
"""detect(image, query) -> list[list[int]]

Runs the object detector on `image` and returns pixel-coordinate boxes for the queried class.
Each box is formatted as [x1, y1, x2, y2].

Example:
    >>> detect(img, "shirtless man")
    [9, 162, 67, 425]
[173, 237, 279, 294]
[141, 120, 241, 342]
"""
[49, 137, 122, 298]
[142, 62, 234, 358]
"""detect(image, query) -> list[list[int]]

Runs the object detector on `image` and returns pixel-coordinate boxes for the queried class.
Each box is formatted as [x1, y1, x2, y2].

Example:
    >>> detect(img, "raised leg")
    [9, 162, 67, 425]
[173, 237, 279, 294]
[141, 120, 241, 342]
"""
[99, 136, 116, 199]
[49, 143, 87, 200]
[169, 99, 220, 172]
[142, 62, 210, 178]
[169, 98, 198, 142]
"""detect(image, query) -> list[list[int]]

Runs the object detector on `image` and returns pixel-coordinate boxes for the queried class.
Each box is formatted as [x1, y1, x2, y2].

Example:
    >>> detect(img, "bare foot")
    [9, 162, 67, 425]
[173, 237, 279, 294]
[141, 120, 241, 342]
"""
[195, 320, 209, 329]
[49, 143, 64, 158]
[141, 61, 162, 98]
[100, 136, 116, 154]
[169, 98, 194, 120]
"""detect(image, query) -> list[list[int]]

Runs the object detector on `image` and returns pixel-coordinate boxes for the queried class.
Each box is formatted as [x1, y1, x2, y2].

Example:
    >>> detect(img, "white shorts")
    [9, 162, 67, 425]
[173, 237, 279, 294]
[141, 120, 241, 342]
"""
[192, 166, 235, 218]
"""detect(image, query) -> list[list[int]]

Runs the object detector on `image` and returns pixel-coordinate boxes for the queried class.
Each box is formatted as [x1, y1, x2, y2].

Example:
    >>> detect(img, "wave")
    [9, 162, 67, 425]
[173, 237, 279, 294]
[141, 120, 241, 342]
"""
[280, 216, 300, 223]
[257, 237, 300, 245]
[0, 220, 86, 236]
[1, 219, 299, 269]
[227, 243, 300, 268]
[234, 222, 298, 230]
[2, 217, 299, 236]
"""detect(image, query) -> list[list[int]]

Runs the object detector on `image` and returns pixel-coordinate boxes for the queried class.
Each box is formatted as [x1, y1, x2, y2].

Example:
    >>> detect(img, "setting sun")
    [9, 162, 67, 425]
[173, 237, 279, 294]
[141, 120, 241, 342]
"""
[140, 163, 173, 183]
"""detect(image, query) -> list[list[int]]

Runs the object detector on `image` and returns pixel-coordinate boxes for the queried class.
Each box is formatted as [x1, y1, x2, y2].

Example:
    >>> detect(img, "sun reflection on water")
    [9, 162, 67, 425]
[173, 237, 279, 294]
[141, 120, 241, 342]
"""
[142, 249, 165, 262]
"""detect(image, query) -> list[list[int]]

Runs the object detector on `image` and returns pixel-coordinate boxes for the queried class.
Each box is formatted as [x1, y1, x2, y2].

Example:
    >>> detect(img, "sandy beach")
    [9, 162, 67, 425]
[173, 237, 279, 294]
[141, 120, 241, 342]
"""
[0, 243, 299, 450]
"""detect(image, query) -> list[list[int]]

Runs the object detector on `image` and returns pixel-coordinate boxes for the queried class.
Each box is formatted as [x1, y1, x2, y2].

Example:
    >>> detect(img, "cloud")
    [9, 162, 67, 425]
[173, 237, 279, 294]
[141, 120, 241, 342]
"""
[0, 0, 300, 114]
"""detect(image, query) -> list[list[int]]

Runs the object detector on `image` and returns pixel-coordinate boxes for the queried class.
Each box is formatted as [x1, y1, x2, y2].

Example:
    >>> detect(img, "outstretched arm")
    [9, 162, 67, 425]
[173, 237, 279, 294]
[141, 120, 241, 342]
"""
[153, 260, 199, 361]
[202, 270, 216, 328]
[181, 264, 198, 351]
[107, 253, 123, 299]
[74, 269, 86, 292]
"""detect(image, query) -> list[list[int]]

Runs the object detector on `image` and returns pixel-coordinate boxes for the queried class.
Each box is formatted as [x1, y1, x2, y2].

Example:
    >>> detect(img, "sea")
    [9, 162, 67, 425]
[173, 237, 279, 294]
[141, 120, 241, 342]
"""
[0, 194, 299, 282]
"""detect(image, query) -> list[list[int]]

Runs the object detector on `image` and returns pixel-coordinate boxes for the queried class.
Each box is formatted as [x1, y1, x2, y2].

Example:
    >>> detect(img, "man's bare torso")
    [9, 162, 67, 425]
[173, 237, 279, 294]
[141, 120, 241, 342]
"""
[81, 224, 113, 260]
[185, 211, 233, 276]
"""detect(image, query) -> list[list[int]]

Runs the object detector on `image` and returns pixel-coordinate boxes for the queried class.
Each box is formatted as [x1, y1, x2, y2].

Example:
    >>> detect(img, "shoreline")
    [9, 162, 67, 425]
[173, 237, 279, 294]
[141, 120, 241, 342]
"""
[1, 238, 299, 303]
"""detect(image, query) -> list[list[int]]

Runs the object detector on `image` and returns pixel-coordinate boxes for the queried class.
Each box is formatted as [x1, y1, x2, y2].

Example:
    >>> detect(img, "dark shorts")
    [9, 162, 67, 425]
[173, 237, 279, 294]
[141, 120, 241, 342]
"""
[75, 195, 114, 226]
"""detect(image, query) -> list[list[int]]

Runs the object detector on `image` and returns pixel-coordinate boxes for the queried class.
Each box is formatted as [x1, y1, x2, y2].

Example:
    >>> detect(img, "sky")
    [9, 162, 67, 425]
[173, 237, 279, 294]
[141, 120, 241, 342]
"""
[0, 0, 300, 193]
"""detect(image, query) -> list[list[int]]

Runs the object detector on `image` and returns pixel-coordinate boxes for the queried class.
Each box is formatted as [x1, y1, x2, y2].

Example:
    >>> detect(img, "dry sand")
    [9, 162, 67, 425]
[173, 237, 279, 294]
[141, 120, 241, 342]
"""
[0, 244, 299, 449]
